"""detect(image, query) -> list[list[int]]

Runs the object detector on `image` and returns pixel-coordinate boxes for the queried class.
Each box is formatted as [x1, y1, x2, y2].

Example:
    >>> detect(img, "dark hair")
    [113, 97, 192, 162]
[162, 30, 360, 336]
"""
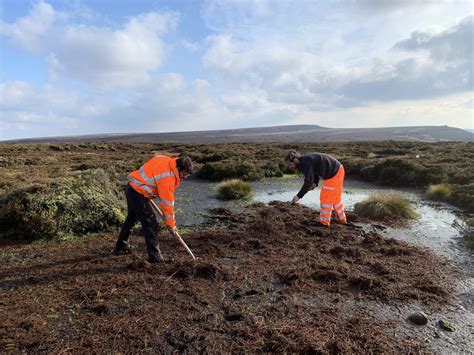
[285, 149, 301, 163]
[176, 153, 193, 174]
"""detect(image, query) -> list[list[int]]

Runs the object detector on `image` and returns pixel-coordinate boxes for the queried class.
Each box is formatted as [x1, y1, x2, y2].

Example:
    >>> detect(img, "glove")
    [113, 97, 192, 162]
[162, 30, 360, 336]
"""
[167, 226, 179, 236]
[291, 195, 300, 204]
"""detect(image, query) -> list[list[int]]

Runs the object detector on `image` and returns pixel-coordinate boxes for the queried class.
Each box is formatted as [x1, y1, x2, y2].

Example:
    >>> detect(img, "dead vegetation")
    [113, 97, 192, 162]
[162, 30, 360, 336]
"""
[0, 202, 455, 353]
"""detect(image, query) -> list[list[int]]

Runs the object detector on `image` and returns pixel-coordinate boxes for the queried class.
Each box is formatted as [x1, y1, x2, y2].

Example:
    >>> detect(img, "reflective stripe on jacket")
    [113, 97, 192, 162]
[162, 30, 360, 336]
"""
[128, 156, 180, 228]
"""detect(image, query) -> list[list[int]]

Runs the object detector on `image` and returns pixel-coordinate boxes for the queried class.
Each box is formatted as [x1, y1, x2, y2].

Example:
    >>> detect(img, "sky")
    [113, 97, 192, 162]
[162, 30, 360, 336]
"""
[0, 0, 473, 140]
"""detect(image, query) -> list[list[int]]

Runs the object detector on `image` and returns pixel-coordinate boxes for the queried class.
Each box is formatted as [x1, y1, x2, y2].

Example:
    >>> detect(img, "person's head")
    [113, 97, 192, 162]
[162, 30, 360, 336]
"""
[285, 149, 301, 172]
[176, 153, 193, 179]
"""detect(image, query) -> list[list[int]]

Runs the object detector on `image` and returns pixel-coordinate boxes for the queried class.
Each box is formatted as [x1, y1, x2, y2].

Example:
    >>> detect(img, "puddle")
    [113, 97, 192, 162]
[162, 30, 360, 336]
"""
[174, 177, 248, 226]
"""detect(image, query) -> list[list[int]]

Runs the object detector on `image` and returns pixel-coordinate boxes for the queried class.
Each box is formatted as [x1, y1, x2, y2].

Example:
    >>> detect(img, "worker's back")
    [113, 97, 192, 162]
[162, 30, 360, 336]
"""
[299, 152, 341, 180]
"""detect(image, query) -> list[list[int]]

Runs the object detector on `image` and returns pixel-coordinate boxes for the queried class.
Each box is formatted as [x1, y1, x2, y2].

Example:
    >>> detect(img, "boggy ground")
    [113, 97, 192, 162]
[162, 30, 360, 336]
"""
[1, 141, 473, 213]
[1, 202, 456, 353]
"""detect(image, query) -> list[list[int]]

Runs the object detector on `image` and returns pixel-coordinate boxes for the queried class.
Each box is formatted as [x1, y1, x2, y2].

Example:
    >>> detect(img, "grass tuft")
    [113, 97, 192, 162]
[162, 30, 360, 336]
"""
[216, 179, 252, 200]
[354, 192, 419, 220]
[426, 184, 453, 202]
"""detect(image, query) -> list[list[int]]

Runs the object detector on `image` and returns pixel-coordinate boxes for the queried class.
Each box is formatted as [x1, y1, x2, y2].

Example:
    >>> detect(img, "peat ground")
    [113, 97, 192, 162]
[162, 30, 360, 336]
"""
[0, 202, 459, 353]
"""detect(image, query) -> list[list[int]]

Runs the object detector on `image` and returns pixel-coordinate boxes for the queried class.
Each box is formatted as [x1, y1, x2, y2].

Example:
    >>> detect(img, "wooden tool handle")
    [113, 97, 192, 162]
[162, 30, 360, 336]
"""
[149, 199, 196, 261]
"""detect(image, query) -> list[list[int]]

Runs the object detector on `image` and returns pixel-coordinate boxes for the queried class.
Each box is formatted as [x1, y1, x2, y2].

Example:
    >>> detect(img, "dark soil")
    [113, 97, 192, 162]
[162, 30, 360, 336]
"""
[0, 202, 455, 353]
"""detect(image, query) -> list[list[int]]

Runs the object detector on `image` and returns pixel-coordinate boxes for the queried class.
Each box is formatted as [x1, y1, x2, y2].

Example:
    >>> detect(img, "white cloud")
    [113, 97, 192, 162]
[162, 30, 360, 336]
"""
[351, 0, 436, 13]
[395, 15, 473, 63]
[203, 34, 359, 111]
[53, 11, 179, 89]
[1, 81, 79, 112]
[1, 2, 179, 89]
[180, 39, 200, 52]
[0, 75, 225, 140]
[0, 1, 61, 53]
[202, 5, 473, 113]
[0, 81, 32, 106]
[339, 16, 473, 102]
[201, 0, 272, 33]
[293, 92, 474, 129]
[0, 80, 86, 138]
[103, 74, 224, 132]
[0, 74, 305, 140]
[219, 88, 275, 114]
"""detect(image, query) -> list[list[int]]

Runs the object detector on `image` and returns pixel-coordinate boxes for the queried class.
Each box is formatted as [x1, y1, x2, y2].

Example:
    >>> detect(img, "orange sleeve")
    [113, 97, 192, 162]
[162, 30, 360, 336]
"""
[156, 177, 176, 228]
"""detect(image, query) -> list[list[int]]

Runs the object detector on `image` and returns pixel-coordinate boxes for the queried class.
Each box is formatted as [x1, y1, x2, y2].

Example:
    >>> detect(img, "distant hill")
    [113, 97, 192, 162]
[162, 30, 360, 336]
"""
[465, 129, 474, 134]
[3, 125, 473, 143]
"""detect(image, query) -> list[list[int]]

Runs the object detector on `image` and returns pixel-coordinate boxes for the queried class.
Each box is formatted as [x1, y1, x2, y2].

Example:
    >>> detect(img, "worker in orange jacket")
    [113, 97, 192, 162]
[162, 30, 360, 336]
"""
[114, 153, 193, 263]
[285, 150, 347, 226]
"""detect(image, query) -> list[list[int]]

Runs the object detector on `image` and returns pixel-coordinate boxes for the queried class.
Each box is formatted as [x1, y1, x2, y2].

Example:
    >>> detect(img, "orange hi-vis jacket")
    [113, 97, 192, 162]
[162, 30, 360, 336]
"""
[128, 156, 180, 228]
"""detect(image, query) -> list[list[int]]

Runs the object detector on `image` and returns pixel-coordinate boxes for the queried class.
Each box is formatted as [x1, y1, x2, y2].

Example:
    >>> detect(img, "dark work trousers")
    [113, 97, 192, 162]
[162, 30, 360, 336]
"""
[115, 184, 164, 261]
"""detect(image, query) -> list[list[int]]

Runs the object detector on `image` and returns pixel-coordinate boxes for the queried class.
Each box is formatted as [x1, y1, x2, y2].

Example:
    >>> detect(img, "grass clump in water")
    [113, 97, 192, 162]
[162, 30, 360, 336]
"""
[216, 179, 252, 200]
[426, 184, 453, 202]
[354, 192, 419, 220]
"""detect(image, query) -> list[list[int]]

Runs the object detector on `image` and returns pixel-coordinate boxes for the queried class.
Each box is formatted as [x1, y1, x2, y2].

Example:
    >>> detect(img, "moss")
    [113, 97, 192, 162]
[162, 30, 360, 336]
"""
[0, 169, 125, 241]
[354, 193, 419, 220]
[216, 179, 253, 200]
[426, 184, 453, 202]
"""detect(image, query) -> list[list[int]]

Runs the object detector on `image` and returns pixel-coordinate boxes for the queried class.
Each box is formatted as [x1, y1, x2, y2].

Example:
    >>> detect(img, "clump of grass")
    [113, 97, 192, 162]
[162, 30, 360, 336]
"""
[354, 192, 419, 220]
[216, 179, 252, 200]
[426, 184, 453, 202]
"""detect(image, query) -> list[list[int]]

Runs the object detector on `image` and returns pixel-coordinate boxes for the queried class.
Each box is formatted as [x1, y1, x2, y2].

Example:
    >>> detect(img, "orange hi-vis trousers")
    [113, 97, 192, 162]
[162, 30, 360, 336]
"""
[319, 165, 346, 226]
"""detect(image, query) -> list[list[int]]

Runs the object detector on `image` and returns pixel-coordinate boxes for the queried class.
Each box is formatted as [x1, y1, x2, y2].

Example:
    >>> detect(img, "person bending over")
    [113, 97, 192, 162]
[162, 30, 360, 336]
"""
[285, 150, 346, 226]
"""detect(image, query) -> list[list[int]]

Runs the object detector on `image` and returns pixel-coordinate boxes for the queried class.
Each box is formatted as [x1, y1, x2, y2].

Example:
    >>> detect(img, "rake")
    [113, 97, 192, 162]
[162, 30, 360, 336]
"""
[149, 199, 196, 261]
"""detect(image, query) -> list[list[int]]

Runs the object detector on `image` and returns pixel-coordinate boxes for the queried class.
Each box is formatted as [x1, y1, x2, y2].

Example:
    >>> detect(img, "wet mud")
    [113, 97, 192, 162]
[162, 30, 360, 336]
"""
[0, 202, 463, 353]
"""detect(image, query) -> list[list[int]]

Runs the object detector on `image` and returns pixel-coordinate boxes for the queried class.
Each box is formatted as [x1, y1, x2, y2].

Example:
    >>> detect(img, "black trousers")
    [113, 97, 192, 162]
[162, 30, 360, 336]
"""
[115, 184, 164, 261]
